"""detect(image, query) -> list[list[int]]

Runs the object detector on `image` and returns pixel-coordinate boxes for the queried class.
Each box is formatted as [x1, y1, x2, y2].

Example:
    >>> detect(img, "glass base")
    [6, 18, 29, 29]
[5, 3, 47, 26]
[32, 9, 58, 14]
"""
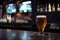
[30, 32, 52, 40]
[30, 32, 38, 37]
[30, 32, 51, 37]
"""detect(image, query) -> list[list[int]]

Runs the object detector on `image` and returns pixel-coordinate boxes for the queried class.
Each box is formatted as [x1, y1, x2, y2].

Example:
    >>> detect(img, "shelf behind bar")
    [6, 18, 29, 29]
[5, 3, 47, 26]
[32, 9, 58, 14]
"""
[0, 23, 60, 33]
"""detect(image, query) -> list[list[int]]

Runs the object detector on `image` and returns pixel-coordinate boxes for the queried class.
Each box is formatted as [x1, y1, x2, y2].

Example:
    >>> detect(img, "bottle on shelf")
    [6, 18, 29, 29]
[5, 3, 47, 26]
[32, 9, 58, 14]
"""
[57, 3, 60, 11]
[6, 15, 12, 23]
[45, 4, 47, 12]
[0, 4, 3, 18]
[37, 5, 40, 12]
[48, 3, 51, 12]
[40, 7, 43, 12]
[40, 4, 44, 12]
[52, 3, 55, 12]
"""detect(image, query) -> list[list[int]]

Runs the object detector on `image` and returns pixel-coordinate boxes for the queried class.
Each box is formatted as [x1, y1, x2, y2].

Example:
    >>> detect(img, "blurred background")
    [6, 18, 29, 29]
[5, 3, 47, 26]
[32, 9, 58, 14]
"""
[0, 0, 60, 33]
[0, 0, 60, 23]
[0, 0, 60, 40]
[0, 0, 60, 30]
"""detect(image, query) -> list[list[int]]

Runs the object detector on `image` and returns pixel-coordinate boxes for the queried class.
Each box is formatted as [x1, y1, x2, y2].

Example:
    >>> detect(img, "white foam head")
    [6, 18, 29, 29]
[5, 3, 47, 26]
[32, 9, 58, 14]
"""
[36, 15, 46, 18]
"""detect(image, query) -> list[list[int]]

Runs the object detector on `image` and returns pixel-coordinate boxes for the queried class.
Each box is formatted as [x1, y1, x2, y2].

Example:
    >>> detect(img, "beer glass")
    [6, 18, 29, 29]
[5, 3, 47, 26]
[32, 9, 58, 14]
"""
[36, 15, 47, 36]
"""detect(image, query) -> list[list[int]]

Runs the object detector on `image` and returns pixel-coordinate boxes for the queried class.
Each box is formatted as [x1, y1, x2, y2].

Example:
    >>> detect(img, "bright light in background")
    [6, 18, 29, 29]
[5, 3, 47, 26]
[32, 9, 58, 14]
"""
[22, 1, 31, 4]
[19, 1, 32, 13]
[6, 4, 16, 14]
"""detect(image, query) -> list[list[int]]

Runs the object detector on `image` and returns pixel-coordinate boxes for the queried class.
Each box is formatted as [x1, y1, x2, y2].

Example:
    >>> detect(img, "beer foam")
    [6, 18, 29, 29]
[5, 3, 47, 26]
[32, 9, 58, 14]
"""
[36, 15, 46, 18]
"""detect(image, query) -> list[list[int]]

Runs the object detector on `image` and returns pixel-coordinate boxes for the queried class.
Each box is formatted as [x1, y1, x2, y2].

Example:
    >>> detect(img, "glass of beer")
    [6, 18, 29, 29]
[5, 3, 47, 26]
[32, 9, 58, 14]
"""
[36, 15, 47, 35]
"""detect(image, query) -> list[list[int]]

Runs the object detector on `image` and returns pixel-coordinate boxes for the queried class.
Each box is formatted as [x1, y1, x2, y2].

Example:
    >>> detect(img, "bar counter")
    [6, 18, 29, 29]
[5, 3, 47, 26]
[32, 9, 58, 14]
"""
[0, 29, 60, 40]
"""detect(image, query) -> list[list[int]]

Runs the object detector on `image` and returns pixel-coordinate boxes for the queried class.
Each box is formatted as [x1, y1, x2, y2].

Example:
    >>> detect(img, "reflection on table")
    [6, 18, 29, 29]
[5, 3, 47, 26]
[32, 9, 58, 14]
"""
[0, 29, 60, 40]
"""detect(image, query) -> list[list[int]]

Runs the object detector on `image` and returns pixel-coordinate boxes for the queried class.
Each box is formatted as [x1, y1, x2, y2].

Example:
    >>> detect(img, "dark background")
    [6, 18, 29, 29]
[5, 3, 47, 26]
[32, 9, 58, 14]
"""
[0, 0, 60, 23]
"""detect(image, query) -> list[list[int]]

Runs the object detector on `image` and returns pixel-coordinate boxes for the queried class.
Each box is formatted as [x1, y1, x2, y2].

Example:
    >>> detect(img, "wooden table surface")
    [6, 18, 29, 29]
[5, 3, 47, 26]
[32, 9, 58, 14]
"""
[0, 29, 60, 40]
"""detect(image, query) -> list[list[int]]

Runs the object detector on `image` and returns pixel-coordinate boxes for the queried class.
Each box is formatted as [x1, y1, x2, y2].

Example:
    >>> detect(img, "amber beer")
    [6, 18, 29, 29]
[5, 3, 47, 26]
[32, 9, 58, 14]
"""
[36, 15, 47, 33]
